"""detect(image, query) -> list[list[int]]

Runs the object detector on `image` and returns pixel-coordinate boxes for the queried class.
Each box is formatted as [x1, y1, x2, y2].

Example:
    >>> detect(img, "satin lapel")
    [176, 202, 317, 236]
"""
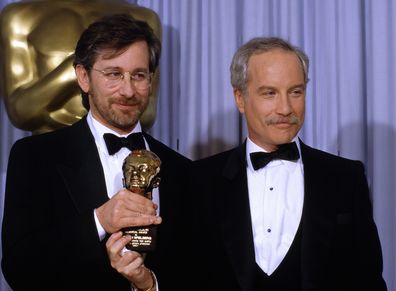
[141, 133, 162, 160]
[218, 143, 257, 291]
[140, 133, 191, 229]
[299, 141, 335, 290]
[139, 133, 190, 266]
[56, 118, 109, 213]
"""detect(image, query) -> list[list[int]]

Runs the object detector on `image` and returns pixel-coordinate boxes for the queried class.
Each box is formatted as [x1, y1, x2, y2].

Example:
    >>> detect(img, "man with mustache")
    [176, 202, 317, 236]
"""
[2, 14, 191, 291]
[190, 37, 387, 291]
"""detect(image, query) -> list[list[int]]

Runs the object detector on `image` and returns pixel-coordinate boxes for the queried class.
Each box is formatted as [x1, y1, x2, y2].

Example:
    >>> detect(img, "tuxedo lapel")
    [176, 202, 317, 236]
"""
[299, 141, 335, 290]
[217, 143, 257, 291]
[56, 118, 109, 213]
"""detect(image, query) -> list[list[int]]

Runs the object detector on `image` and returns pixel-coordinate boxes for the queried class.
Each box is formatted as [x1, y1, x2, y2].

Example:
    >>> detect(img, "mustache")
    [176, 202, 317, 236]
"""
[111, 97, 140, 106]
[265, 115, 299, 125]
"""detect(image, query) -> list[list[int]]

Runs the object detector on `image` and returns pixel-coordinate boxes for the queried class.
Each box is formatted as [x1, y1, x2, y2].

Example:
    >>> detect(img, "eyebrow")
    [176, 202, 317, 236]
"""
[256, 83, 305, 91]
[288, 84, 306, 90]
[101, 66, 149, 73]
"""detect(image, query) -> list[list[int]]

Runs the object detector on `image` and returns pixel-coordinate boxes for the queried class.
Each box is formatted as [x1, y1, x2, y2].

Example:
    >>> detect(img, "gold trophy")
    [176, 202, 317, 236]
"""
[122, 149, 161, 252]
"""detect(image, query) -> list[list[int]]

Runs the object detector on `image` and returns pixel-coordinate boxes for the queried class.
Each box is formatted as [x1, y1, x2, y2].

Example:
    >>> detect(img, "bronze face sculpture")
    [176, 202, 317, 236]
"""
[123, 149, 161, 197]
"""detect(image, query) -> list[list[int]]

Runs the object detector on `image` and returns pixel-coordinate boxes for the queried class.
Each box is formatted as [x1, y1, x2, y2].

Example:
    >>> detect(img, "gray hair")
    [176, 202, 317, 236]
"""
[230, 37, 309, 95]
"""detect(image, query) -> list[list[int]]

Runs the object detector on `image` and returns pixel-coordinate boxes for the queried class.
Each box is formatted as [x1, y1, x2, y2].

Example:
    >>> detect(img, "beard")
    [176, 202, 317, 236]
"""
[90, 91, 149, 131]
[106, 105, 142, 130]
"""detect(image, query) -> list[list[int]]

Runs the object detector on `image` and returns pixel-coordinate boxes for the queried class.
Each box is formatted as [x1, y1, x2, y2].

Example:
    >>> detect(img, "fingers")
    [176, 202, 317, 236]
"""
[106, 231, 124, 248]
[122, 189, 158, 216]
[120, 214, 162, 228]
[118, 251, 144, 274]
[96, 189, 162, 233]
[106, 234, 155, 288]
[106, 233, 142, 268]
[114, 252, 151, 286]
[106, 231, 129, 260]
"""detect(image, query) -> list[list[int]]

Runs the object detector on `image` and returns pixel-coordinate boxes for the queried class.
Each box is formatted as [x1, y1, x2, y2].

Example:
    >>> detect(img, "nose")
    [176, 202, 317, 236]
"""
[276, 92, 293, 115]
[119, 73, 136, 97]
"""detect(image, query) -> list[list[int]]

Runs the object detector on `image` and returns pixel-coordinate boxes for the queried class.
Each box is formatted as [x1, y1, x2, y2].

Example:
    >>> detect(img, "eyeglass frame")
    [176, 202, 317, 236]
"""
[91, 68, 153, 90]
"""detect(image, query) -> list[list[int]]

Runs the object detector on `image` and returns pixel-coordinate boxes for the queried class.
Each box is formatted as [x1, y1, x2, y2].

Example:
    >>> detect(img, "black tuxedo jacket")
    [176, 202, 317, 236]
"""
[190, 140, 387, 291]
[2, 117, 191, 291]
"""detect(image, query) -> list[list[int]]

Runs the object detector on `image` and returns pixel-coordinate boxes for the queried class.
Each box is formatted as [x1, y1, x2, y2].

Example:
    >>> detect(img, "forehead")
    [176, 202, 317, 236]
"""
[247, 49, 305, 83]
[95, 41, 150, 68]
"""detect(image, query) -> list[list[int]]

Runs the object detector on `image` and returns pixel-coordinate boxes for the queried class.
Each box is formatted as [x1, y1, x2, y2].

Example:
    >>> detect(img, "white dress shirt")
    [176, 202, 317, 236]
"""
[246, 137, 304, 275]
[86, 112, 160, 240]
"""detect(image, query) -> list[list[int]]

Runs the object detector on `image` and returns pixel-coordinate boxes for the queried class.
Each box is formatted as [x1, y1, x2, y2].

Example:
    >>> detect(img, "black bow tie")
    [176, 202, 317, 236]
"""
[250, 142, 300, 170]
[103, 132, 145, 155]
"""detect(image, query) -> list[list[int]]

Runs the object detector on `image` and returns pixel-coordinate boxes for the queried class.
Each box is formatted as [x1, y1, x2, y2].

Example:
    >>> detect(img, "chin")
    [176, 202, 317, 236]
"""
[273, 136, 295, 145]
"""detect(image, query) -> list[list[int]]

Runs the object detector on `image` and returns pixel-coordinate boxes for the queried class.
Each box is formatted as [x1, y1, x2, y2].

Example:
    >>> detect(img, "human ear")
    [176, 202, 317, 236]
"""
[75, 64, 90, 93]
[234, 89, 246, 113]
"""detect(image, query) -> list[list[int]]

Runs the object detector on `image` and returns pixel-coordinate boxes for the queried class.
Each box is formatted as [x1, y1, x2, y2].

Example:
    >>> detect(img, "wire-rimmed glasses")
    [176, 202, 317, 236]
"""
[92, 68, 153, 90]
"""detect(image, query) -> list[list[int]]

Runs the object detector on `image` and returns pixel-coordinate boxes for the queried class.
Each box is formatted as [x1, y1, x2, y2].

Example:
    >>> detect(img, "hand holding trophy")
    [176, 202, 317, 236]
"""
[122, 149, 161, 252]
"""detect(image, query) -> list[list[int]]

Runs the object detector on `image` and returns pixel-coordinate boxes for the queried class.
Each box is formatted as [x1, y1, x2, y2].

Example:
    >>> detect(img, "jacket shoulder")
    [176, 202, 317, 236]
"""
[300, 141, 365, 173]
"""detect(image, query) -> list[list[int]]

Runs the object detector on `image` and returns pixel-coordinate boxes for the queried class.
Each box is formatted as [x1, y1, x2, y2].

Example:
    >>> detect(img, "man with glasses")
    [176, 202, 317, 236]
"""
[2, 13, 191, 291]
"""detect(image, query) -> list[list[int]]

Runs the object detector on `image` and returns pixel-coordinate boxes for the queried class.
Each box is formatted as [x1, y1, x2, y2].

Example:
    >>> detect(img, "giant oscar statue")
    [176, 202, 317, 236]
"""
[0, 0, 161, 135]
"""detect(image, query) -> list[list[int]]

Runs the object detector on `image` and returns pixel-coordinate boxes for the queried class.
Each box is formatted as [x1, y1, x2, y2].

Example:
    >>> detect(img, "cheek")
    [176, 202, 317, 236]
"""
[140, 94, 151, 108]
[244, 101, 270, 128]
[296, 102, 305, 117]
[250, 98, 274, 117]
[92, 83, 118, 99]
[293, 100, 305, 117]
[299, 107, 305, 120]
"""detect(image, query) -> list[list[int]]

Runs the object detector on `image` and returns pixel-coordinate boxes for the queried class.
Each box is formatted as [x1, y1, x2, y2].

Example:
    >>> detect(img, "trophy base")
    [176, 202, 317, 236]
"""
[122, 225, 157, 252]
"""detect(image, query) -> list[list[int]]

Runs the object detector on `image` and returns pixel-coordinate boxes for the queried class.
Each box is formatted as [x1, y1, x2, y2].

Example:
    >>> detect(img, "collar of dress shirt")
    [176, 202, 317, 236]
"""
[246, 136, 302, 172]
[86, 111, 143, 156]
